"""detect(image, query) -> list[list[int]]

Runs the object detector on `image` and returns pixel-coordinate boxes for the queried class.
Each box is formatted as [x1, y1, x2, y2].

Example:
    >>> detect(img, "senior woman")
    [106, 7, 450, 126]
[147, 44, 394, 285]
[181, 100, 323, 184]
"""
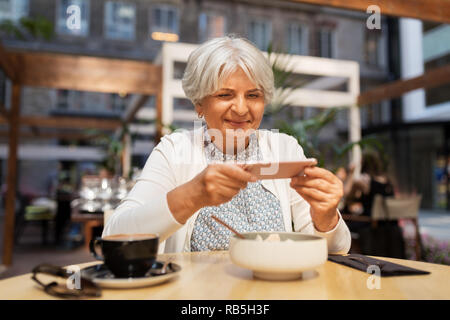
[103, 36, 351, 254]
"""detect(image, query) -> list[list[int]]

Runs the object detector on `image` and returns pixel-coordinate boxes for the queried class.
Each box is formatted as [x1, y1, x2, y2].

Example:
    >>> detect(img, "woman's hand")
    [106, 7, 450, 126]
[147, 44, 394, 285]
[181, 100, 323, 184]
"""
[290, 166, 343, 232]
[167, 164, 257, 224]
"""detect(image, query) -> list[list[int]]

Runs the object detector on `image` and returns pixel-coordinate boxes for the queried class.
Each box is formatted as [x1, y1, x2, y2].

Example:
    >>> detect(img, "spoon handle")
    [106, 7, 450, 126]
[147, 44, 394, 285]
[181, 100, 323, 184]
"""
[211, 215, 246, 239]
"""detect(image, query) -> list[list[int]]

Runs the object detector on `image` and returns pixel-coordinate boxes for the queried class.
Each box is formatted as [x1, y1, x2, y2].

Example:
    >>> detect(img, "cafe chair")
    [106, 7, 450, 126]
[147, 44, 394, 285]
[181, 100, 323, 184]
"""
[15, 198, 57, 245]
[371, 194, 423, 260]
[16, 205, 55, 245]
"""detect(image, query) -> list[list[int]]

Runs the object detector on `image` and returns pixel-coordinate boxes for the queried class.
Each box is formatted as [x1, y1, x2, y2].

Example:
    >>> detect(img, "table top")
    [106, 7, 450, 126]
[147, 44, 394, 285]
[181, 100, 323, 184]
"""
[71, 208, 104, 222]
[1, 251, 449, 300]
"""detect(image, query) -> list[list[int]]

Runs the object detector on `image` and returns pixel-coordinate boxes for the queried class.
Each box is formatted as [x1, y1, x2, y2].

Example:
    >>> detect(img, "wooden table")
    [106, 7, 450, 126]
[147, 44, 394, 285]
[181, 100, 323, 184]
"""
[71, 209, 103, 249]
[0, 251, 449, 300]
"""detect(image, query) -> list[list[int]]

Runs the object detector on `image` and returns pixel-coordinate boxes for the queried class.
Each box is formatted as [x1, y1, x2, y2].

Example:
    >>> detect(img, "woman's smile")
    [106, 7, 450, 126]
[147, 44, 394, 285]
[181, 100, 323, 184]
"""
[224, 119, 252, 128]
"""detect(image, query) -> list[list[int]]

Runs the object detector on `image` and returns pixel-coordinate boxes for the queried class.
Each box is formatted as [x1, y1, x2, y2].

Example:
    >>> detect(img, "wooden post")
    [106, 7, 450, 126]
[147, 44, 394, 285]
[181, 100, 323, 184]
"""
[349, 63, 361, 177]
[155, 86, 163, 144]
[118, 94, 150, 179]
[2, 83, 21, 266]
[121, 132, 131, 179]
[412, 218, 422, 261]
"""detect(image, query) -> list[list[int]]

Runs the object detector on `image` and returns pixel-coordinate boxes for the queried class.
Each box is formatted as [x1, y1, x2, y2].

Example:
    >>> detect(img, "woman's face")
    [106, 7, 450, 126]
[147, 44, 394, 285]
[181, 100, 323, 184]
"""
[196, 67, 265, 153]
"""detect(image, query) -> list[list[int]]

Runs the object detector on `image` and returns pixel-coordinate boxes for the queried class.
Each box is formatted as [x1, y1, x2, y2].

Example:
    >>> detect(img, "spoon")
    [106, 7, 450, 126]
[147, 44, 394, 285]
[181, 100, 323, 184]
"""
[146, 260, 171, 276]
[211, 215, 246, 239]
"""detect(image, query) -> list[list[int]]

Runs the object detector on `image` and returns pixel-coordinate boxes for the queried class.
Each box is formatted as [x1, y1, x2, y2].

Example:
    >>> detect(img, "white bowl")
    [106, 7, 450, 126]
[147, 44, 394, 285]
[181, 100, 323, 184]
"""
[229, 232, 327, 280]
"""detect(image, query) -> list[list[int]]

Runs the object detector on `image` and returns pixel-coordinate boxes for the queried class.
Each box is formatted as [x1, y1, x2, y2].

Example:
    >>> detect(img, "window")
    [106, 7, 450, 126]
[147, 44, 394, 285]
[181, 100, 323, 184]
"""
[55, 90, 126, 115]
[364, 29, 381, 66]
[425, 53, 450, 107]
[108, 93, 128, 112]
[56, 89, 69, 109]
[173, 97, 194, 111]
[151, 5, 178, 41]
[57, 0, 89, 36]
[173, 61, 187, 80]
[286, 22, 308, 55]
[317, 29, 334, 58]
[198, 13, 226, 42]
[0, 0, 29, 22]
[248, 20, 271, 51]
[104, 1, 136, 40]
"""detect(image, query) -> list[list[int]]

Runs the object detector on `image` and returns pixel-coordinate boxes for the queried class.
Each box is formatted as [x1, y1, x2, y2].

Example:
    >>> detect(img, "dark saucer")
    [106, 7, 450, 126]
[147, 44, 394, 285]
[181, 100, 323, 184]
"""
[80, 261, 181, 289]
[82, 261, 181, 279]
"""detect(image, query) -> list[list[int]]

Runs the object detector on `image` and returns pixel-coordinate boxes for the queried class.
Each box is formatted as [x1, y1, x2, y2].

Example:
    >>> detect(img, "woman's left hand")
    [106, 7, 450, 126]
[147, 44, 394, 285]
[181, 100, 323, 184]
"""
[290, 166, 343, 232]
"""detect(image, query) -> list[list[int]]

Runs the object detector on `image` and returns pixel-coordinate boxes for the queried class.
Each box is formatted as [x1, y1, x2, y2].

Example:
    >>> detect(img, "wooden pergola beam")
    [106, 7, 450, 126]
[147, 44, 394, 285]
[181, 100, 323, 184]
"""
[289, 0, 450, 23]
[8, 51, 162, 95]
[122, 95, 150, 125]
[2, 83, 21, 266]
[0, 115, 122, 130]
[358, 64, 450, 106]
[0, 43, 19, 81]
[0, 130, 104, 140]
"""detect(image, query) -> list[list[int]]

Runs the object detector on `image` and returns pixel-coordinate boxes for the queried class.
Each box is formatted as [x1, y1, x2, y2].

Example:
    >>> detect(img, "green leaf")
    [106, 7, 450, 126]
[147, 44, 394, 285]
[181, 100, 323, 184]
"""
[0, 19, 25, 39]
[0, 16, 53, 41]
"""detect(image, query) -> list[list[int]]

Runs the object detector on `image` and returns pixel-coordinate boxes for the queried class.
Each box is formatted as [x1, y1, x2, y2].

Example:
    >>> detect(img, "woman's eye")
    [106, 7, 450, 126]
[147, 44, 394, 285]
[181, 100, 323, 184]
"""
[218, 94, 231, 97]
[248, 94, 260, 98]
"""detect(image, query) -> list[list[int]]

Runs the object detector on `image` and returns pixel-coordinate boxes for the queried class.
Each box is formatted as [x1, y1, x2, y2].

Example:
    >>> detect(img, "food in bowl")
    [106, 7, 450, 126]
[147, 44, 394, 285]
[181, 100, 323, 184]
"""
[255, 234, 294, 242]
[229, 232, 327, 281]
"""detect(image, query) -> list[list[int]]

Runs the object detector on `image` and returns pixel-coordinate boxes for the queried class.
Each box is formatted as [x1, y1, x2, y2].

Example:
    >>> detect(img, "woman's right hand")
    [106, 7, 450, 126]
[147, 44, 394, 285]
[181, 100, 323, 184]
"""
[193, 163, 257, 207]
[167, 164, 257, 224]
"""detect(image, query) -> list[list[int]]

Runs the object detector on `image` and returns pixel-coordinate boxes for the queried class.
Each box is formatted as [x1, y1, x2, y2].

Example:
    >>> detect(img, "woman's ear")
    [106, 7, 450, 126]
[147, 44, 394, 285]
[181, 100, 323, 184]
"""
[195, 103, 203, 117]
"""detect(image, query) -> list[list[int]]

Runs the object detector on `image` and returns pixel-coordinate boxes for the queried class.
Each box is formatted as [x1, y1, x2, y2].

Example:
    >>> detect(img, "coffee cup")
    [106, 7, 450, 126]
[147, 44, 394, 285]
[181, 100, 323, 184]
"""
[89, 234, 159, 278]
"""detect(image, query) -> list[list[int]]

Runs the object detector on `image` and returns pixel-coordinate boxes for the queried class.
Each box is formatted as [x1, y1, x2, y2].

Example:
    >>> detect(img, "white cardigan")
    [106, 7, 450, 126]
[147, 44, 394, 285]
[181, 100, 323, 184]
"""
[102, 127, 351, 254]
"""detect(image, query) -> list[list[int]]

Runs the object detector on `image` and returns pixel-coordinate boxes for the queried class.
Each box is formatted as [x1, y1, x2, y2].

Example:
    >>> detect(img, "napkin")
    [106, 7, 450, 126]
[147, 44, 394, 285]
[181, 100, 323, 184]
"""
[328, 254, 430, 277]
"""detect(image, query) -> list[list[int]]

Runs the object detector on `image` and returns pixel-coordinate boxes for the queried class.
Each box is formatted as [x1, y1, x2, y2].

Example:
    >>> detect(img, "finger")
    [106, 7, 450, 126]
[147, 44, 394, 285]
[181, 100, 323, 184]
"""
[295, 193, 332, 215]
[296, 192, 319, 207]
[293, 185, 330, 202]
[299, 193, 337, 220]
[219, 163, 257, 183]
[303, 166, 337, 183]
[214, 166, 252, 189]
[216, 175, 248, 190]
[291, 177, 332, 193]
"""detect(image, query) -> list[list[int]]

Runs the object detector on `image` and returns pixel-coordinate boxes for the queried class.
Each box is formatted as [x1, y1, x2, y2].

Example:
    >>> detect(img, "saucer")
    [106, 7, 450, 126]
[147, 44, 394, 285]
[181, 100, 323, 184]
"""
[80, 261, 181, 289]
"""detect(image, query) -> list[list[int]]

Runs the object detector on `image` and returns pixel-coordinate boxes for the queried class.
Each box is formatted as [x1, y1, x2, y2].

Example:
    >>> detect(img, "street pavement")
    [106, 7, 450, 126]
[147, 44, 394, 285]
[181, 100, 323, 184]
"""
[418, 210, 450, 241]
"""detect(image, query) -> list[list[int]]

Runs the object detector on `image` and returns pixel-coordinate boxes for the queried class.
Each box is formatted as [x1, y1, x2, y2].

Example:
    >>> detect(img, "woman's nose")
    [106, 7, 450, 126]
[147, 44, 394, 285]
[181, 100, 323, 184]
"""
[231, 95, 249, 116]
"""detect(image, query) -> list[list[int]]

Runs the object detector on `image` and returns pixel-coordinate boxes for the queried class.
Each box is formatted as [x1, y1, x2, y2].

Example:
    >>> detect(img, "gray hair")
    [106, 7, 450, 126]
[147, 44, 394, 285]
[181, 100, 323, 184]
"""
[182, 35, 274, 106]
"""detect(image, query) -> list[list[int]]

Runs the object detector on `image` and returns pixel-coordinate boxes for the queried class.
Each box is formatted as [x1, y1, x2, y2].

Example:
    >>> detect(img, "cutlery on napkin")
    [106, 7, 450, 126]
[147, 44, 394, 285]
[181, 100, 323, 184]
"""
[328, 254, 430, 277]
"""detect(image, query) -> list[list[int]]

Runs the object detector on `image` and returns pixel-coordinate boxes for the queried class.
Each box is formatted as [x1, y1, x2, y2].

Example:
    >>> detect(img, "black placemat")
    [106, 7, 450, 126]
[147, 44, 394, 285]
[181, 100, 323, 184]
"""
[328, 254, 430, 277]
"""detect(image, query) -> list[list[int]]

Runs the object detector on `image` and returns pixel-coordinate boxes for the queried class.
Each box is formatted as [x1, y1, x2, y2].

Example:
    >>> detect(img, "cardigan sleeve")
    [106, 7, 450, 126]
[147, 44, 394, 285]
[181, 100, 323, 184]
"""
[102, 134, 184, 241]
[285, 135, 351, 255]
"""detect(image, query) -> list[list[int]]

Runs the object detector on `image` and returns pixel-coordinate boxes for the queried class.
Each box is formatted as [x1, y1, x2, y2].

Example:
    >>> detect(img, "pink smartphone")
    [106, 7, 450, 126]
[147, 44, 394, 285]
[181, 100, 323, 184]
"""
[242, 159, 318, 180]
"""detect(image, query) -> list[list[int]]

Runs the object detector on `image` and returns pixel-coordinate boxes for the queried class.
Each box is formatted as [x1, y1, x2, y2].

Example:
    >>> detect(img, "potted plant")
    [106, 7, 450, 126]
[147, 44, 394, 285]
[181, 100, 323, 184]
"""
[265, 44, 387, 172]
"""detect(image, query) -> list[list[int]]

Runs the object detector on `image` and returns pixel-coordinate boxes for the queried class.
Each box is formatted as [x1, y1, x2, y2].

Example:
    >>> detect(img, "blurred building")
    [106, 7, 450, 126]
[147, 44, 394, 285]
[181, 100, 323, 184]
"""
[362, 19, 450, 210]
[0, 0, 448, 210]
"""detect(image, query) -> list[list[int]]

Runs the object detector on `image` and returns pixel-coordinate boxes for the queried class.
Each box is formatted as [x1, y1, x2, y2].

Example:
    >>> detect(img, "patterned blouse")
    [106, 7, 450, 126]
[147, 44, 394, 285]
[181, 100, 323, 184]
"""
[190, 127, 285, 251]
